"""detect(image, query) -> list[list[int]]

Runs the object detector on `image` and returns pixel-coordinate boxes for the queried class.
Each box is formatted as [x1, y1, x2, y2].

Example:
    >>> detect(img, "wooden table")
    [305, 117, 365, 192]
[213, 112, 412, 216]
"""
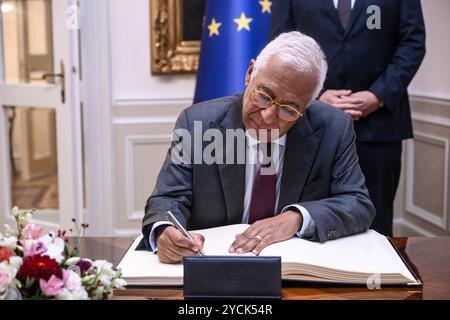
[76, 237, 450, 300]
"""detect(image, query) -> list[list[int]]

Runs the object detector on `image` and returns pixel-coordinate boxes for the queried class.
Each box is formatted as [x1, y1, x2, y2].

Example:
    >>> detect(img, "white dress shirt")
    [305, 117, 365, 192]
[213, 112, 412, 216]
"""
[333, 0, 356, 9]
[149, 132, 316, 252]
[242, 132, 314, 235]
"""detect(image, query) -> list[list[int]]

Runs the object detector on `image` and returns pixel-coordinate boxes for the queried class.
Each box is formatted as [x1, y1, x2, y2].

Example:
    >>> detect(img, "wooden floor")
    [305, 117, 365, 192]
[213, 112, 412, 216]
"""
[12, 174, 59, 209]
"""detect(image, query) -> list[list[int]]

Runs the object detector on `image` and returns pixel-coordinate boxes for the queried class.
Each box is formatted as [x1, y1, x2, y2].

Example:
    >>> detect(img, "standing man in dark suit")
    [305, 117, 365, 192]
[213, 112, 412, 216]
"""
[270, 0, 426, 236]
[141, 31, 375, 264]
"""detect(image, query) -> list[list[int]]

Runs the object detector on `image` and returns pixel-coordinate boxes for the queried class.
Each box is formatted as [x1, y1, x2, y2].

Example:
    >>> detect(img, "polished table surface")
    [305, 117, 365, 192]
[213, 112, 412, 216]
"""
[76, 236, 450, 300]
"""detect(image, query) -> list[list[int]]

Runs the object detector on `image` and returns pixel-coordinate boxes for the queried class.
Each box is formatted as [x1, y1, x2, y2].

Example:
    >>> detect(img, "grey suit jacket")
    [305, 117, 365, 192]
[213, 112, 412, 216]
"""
[140, 94, 375, 249]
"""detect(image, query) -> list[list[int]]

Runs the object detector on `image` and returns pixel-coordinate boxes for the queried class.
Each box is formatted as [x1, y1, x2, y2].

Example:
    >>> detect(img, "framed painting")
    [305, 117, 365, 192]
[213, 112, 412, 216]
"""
[150, 0, 205, 74]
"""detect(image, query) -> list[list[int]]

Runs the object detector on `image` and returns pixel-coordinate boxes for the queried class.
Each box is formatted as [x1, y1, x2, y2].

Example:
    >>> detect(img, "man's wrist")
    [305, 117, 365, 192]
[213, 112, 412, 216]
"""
[281, 204, 315, 237]
[155, 224, 171, 241]
[377, 97, 384, 108]
[282, 209, 303, 232]
[368, 90, 384, 108]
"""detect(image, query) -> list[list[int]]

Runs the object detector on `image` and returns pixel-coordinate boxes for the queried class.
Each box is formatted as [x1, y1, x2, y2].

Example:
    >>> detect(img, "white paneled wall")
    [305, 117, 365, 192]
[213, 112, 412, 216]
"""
[394, 0, 450, 236]
[394, 97, 450, 236]
[109, 0, 196, 101]
[112, 102, 186, 235]
[107, 0, 195, 235]
[409, 0, 450, 100]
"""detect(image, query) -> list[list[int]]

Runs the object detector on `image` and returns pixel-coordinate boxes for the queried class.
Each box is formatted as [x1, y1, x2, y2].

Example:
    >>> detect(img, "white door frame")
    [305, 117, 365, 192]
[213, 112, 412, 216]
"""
[78, 0, 115, 235]
[0, 0, 84, 231]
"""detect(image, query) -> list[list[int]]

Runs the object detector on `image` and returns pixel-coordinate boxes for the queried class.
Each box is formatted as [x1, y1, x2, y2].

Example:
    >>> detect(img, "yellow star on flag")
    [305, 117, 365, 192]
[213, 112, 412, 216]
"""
[259, 0, 272, 14]
[233, 12, 253, 32]
[208, 18, 222, 37]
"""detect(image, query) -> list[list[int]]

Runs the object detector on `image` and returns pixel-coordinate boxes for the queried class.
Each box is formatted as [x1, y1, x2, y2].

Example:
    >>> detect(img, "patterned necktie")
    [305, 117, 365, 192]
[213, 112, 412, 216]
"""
[248, 143, 276, 224]
[337, 0, 352, 30]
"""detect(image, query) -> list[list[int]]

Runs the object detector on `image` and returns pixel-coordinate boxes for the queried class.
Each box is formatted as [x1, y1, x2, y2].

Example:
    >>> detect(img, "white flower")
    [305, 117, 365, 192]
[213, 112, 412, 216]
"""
[3, 224, 16, 237]
[98, 274, 111, 287]
[57, 287, 88, 300]
[93, 260, 113, 272]
[64, 270, 82, 292]
[67, 265, 81, 276]
[11, 207, 19, 218]
[113, 278, 127, 289]
[56, 288, 72, 300]
[38, 233, 65, 263]
[71, 287, 89, 300]
[65, 257, 81, 266]
[0, 235, 17, 250]
[55, 270, 89, 300]
[7, 256, 23, 277]
[0, 263, 14, 295]
[93, 286, 105, 300]
[11, 207, 33, 227]
[23, 212, 33, 225]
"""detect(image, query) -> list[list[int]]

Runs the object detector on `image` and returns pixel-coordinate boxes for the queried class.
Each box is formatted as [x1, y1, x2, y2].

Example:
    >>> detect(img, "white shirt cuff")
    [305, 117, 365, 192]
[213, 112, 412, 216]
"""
[281, 204, 316, 238]
[149, 221, 173, 253]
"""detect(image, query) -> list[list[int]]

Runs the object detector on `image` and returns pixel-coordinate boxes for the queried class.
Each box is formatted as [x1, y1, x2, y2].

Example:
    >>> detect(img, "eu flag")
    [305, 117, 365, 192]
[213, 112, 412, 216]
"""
[193, 0, 272, 103]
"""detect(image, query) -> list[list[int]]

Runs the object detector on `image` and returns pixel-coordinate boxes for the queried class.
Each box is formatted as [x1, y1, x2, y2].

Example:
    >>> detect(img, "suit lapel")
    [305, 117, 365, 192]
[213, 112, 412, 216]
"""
[276, 114, 325, 213]
[344, 0, 368, 37]
[322, 0, 346, 34]
[323, 0, 368, 37]
[215, 95, 246, 224]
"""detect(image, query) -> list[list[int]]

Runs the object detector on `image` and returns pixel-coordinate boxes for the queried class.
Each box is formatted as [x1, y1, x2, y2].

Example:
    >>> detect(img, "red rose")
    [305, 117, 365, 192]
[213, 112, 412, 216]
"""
[0, 246, 15, 262]
[18, 255, 63, 281]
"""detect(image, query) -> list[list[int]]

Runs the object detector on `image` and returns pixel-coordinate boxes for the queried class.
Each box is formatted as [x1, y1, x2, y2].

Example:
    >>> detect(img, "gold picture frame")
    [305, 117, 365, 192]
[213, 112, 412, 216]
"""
[150, 0, 204, 74]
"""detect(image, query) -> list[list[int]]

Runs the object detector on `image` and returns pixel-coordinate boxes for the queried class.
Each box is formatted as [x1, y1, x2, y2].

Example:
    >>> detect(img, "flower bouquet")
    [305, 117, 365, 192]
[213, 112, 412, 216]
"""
[0, 207, 126, 300]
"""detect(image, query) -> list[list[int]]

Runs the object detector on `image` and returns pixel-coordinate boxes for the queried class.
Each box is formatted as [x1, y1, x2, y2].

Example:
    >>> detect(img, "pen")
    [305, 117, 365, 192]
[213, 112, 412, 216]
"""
[164, 211, 205, 256]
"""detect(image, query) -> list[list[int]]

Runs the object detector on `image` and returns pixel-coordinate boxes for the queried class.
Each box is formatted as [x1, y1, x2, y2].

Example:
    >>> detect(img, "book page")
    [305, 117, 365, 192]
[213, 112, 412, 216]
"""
[117, 235, 184, 283]
[260, 230, 416, 281]
[117, 224, 250, 283]
[196, 224, 250, 255]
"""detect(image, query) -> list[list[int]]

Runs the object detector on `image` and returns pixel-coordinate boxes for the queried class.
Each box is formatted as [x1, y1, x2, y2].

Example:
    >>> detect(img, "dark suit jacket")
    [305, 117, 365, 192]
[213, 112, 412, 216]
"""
[141, 94, 375, 248]
[269, 0, 426, 142]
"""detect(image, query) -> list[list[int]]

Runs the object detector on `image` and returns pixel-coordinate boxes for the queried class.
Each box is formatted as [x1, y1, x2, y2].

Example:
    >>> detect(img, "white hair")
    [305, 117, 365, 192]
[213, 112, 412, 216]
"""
[252, 31, 328, 101]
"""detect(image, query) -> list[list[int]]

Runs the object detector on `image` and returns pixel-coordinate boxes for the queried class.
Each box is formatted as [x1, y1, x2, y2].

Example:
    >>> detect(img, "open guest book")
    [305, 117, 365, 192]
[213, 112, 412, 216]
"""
[117, 224, 421, 286]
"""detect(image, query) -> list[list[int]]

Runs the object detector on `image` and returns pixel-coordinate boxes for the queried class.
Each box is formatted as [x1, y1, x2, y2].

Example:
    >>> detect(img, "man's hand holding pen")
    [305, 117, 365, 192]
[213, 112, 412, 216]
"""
[156, 226, 205, 264]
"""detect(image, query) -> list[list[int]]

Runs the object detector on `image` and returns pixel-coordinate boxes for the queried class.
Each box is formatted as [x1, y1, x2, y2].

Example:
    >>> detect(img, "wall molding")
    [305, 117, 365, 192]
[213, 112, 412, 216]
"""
[393, 218, 436, 237]
[410, 94, 450, 104]
[113, 228, 140, 237]
[405, 131, 449, 231]
[112, 98, 192, 108]
[124, 134, 171, 223]
[113, 116, 178, 126]
[111, 98, 188, 127]
[412, 113, 450, 128]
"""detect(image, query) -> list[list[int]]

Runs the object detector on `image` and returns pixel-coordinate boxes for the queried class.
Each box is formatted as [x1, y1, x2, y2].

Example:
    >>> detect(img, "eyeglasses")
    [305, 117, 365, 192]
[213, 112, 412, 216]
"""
[251, 89, 305, 122]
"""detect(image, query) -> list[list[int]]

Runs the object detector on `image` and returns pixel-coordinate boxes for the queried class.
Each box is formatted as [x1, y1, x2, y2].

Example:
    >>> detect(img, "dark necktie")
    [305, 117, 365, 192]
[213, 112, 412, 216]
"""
[337, 0, 352, 30]
[248, 143, 276, 224]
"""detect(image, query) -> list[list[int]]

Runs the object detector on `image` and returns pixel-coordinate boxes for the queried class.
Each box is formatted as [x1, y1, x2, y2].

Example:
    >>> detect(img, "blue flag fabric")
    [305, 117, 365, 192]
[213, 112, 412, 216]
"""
[193, 0, 272, 103]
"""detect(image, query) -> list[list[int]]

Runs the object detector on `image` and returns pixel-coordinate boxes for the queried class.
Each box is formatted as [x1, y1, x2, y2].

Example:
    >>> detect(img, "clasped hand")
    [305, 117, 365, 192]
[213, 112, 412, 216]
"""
[320, 89, 382, 121]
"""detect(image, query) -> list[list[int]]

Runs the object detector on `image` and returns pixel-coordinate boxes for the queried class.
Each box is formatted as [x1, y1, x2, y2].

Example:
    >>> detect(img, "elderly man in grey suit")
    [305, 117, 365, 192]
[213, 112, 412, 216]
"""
[141, 31, 375, 264]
